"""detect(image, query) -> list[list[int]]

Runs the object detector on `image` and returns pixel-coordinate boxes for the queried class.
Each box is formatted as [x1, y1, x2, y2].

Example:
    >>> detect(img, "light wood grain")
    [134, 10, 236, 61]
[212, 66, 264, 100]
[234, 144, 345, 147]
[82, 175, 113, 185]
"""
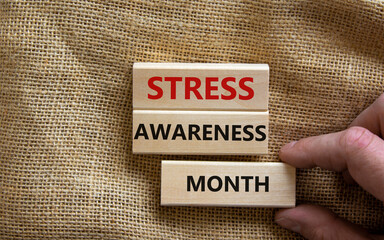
[161, 161, 295, 207]
[133, 63, 269, 111]
[133, 110, 268, 155]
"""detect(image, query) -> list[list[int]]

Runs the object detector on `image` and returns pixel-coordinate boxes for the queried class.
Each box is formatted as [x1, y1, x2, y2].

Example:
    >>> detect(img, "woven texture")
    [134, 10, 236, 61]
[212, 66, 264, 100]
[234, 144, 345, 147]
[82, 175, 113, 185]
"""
[1, 0, 384, 239]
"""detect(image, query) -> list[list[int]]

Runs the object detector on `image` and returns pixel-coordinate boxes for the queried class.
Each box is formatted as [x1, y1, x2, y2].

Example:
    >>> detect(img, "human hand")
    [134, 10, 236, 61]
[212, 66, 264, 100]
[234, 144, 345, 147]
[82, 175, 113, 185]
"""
[275, 93, 384, 240]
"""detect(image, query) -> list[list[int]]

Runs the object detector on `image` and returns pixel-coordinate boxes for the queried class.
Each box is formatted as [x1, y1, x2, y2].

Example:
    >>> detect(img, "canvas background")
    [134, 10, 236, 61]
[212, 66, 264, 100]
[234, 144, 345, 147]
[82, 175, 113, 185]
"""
[1, 0, 383, 239]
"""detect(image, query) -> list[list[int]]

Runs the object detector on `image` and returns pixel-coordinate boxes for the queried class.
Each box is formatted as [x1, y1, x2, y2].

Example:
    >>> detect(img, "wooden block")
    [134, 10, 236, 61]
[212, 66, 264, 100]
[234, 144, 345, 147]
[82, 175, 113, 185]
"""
[133, 63, 269, 111]
[161, 161, 295, 207]
[133, 110, 268, 155]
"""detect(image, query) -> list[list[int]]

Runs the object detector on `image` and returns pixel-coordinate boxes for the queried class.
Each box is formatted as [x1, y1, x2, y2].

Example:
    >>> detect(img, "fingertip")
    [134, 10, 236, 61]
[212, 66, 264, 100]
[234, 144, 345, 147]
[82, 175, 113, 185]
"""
[275, 206, 313, 234]
[275, 205, 334, 236]
[281, 141, 298, 151]
[275, 204, 317, 223]
[279, 141, 298, 159]
[275, 205, 371, 240]
[275, 214, 301, 234]
[274, 208, 293, 222]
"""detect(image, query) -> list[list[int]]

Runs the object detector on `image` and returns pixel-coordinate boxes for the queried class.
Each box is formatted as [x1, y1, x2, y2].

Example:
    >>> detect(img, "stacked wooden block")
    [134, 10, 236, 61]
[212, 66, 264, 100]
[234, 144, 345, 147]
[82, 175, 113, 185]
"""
[133, 63, 295, 207]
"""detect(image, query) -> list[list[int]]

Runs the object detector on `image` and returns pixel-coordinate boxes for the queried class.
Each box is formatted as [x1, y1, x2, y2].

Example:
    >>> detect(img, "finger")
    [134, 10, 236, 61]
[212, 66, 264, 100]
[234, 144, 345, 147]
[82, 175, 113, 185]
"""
[349, 93, 384, 137]
[280, 126, 384, 201]
[275, 205, 372, 240]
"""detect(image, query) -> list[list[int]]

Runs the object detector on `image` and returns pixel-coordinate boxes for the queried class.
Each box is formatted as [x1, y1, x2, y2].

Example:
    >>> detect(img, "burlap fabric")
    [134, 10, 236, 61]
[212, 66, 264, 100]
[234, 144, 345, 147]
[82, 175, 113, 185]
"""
[1, 0, 383, 239]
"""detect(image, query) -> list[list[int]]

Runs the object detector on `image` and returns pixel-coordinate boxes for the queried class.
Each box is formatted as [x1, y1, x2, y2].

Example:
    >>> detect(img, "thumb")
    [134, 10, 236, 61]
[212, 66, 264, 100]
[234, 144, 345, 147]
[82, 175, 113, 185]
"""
[275, 205, 374, 240]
